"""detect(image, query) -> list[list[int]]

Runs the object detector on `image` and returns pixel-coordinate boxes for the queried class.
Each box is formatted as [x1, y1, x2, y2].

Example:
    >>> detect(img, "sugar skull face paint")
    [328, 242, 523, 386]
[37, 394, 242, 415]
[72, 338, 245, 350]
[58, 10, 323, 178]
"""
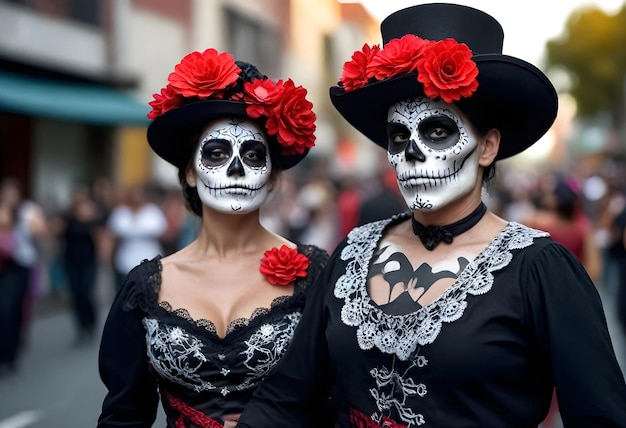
[387, 97, 481, 211]
[193, 118, 271, 213]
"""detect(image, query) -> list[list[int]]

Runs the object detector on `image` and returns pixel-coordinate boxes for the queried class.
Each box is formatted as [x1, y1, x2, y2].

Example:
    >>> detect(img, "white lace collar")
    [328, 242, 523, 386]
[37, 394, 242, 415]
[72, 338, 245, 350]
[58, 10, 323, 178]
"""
[335, 218, 548, 360]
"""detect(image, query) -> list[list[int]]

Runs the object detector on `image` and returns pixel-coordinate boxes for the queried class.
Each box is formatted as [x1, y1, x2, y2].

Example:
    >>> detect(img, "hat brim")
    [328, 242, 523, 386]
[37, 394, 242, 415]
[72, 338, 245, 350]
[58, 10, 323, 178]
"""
[330, 54, 558, 161]
[147, 100, 308, 170]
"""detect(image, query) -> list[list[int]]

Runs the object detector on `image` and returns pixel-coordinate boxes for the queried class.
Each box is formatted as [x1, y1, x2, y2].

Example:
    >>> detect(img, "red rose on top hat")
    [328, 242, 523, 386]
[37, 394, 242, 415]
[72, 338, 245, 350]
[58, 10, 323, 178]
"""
[340, 34, 478, 103]
[417, 38, 479, 103]
[367, 34, 432, 81]
[340, 43, 380, 92]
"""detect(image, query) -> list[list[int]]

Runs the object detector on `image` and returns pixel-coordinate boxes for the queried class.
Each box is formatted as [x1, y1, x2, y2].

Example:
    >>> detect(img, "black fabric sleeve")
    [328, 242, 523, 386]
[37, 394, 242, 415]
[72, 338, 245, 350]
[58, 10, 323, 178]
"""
[524, 242, 626, 427]
[97, 271, 159, 427]
[237, 244, 342, 428]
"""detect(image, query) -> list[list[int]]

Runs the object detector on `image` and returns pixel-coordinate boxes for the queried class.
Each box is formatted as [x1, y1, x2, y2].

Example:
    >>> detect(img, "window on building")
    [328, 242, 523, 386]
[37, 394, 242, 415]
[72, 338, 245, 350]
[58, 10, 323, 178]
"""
[225, 8, 281, 78]
[68, 0, 101, 26]
[0, 0, 101, 27]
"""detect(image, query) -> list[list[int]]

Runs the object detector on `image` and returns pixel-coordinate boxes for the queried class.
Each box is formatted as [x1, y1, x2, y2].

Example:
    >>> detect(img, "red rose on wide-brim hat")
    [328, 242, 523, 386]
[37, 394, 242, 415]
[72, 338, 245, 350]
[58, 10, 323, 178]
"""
[264, 80, 316, 155]
[168, 49, 241, 98]
[242, 78, 285, 115]
[147, 84, 184, 120]
[146, 49, 317, 170]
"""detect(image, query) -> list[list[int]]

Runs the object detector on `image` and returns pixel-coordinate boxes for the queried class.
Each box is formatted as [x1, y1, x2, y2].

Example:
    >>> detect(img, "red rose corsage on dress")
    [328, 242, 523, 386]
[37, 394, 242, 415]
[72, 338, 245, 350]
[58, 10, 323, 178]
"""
[259, 245, 310, 286]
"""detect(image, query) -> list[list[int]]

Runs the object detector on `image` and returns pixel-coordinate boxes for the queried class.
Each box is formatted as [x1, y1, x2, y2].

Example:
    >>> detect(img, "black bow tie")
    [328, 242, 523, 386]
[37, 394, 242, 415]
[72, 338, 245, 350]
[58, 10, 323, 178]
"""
[411, 202, 487, 251]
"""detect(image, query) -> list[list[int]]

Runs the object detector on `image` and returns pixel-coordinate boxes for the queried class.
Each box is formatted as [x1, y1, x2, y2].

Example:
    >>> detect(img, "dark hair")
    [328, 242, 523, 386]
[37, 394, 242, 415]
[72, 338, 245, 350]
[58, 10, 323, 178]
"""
[178, 167, 203, 217]
[553, 180, 578, 221]
[460, 112, 497, 186]
[178, 133, 283, 218]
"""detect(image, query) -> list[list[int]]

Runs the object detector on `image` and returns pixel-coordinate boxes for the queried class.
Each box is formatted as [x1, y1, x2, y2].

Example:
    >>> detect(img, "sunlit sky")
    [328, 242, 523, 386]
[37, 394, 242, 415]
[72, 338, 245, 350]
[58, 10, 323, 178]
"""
[356, 0, 625, 66]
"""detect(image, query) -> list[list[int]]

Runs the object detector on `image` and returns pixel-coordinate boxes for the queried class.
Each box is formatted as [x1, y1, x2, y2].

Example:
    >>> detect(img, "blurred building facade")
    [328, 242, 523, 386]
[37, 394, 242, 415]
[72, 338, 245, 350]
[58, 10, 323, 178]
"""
[0, 0, 380, 209]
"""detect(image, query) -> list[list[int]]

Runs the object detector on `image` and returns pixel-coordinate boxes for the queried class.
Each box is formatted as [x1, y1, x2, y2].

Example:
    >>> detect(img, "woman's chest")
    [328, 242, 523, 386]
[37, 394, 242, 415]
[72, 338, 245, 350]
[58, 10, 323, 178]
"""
[158, 259, 295, 338]
[142, 309, 303, 394]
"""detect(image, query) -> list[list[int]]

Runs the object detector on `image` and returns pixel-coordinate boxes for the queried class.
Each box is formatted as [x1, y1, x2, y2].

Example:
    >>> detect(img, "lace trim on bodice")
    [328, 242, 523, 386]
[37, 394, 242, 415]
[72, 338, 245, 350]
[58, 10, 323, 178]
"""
[158, 296, 291, 336]
[336, 218, 548, 360]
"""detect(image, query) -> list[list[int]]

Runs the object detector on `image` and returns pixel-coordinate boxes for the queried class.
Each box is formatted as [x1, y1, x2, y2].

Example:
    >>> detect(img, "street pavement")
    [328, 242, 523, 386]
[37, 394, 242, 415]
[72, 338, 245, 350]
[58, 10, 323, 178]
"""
[0, 299, 106, 428]
[0, 269, 167, 428]
[0, 274, 624, 428]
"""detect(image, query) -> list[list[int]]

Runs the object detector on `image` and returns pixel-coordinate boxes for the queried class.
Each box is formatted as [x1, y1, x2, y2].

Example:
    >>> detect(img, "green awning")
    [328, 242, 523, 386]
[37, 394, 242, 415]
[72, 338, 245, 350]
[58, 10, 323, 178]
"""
[0, 71, 150, 126]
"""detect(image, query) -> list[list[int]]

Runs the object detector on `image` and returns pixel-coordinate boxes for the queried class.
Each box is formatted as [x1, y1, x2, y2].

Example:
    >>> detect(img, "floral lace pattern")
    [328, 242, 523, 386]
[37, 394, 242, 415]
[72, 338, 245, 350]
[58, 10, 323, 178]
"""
[237, 312, 301, 391]
[143, 312, 301, 394]
[369, 354, 428, 426]
[336, 218, 548, 361]
[144, 318, 215, 393]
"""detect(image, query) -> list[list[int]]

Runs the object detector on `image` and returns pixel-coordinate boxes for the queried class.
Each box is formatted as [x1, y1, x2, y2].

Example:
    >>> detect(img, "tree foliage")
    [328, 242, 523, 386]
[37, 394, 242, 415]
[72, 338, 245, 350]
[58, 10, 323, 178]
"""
[545, 4, 626, 121]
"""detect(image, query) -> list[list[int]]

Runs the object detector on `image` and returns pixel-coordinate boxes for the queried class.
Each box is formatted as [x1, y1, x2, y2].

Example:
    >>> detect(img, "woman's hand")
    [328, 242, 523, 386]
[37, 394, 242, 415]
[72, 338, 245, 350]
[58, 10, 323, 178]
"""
[223, 413, 240, 428]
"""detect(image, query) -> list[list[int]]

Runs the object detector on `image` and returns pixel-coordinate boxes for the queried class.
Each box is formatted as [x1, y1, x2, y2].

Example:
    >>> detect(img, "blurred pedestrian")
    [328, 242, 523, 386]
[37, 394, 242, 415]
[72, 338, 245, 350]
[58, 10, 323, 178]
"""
[596, 177, 626, 294]
[159, 186, 190, 256]
[357, 166, 406, 226]
[613, 202, 626, 343]
[0, 203, 16, 271]
[0, 202, 17, 375]
[106, 183, 167, 291]
[295, 179, 338, 252]
[336, 173, 362, 239]
[525, 175, 602, 281]
[0, 177, 47, 373]
[52, 185, 101, 345]
[98, 48, 329, 427]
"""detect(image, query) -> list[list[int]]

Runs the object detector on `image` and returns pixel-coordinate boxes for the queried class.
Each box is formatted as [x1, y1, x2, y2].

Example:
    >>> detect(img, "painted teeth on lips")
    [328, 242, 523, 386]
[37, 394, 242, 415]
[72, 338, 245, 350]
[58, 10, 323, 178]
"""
[207, 183, 266, 191]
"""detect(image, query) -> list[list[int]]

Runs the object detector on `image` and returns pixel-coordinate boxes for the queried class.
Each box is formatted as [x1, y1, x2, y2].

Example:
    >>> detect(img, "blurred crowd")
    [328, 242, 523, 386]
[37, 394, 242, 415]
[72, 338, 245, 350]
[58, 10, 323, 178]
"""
[0, 154, 626, 378]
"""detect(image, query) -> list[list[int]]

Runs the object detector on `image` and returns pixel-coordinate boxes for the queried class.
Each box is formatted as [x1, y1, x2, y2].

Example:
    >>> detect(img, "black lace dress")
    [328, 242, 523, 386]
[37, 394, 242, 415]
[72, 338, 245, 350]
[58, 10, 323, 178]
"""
[97, 243, 329, 427]
[237, 216, 626, 427]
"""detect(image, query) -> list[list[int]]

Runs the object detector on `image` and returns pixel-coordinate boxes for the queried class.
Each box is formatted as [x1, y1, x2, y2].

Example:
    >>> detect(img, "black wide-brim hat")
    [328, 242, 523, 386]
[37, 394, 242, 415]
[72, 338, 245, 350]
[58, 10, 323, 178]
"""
[147, 99, 308, 171]
[329, 3, 558, 161]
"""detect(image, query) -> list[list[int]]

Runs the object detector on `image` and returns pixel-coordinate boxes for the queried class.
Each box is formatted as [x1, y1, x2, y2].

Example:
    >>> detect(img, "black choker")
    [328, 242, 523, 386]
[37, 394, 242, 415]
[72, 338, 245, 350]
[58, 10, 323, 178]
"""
[411, 202, 487, 251]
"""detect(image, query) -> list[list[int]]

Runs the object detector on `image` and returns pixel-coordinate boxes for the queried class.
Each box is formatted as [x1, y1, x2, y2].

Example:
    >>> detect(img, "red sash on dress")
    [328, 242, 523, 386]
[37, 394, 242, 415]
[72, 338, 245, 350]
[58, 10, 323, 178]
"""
[349, 407, 408, 428]
[162, 389, 224, 428]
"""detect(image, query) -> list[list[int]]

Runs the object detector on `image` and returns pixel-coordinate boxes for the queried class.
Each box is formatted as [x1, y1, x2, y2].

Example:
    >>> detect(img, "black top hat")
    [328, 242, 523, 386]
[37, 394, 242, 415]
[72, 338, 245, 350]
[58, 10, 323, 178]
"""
[329, 3, 558, 161]
[147, 51, 316, 170]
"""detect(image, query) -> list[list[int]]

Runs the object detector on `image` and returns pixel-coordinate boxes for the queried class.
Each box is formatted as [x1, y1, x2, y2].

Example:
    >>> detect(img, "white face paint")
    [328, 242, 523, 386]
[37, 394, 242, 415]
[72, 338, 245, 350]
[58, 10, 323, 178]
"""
[387, 97, 481, 211]
[193, 118, 271, 213]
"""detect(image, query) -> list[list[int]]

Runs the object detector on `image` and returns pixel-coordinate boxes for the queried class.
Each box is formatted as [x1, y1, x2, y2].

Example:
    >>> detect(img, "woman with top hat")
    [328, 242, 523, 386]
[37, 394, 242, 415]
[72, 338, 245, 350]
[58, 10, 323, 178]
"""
[97, 48, 329, 428]
[236, 3, 626, 427]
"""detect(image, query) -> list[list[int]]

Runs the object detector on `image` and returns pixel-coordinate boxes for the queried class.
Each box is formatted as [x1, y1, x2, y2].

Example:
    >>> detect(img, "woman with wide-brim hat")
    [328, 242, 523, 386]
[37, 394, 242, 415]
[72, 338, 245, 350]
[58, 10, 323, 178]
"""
[237, 3, 626, 427]
[97, 48, 330, 428]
